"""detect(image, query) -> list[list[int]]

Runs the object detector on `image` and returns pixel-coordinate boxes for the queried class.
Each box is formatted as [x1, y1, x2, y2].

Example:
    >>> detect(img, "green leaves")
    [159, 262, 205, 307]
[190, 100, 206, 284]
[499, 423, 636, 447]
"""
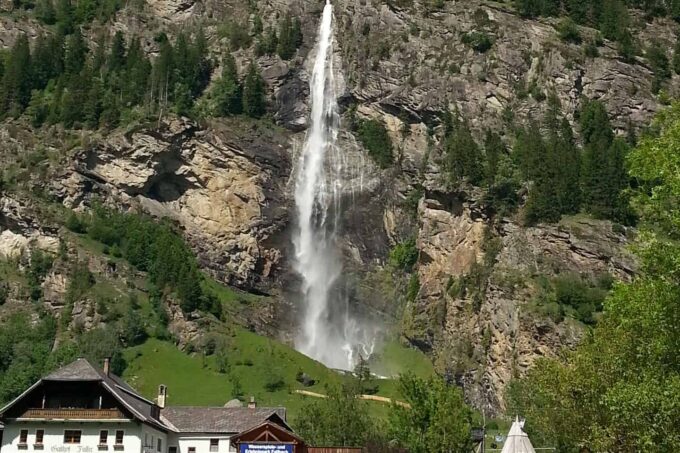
[389, 374, 474, 453]
[508, 102, 680, 452]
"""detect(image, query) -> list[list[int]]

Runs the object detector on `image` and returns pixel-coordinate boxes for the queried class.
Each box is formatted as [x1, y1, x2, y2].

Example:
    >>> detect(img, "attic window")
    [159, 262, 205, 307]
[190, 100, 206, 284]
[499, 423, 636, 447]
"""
[64, 431, 81, 444]
[209, 439, 218, 452]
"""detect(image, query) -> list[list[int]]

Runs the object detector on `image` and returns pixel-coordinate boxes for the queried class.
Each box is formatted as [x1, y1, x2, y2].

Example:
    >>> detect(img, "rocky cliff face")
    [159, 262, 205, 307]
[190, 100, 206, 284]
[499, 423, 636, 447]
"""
[0, 0, 666, 413]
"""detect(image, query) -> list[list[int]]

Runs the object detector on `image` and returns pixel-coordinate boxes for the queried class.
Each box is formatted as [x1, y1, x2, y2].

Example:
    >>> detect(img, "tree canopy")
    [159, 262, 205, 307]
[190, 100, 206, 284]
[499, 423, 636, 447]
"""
[507, 102, 680, 452]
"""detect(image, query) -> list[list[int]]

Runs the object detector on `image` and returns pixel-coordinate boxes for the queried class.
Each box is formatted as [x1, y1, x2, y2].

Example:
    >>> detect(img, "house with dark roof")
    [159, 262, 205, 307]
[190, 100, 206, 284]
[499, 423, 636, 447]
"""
[0, 358, 290, 453]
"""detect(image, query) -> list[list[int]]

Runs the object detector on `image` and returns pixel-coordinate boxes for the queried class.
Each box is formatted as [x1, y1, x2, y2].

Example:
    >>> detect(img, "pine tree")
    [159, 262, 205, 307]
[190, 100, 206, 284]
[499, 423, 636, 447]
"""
[151, 36, 173, 112]
[673, 35, 680, 74]
[55, 0, 74, 34]
[213, 54, 242, 116]
[36, 0, 57, 24]
[64, 30, 88, 76]
[579, 100, 630, 222]
[513, 123, 545, 180]
[108, 31, 126, 72]
[483, 130, 505, 186]
[0, 35, 33, 116]
[443, 119, 484, 185]
[553, 118, 582, 214]
[599, 0, 629, 41]
[242, 62, 266, 118]
[189, 28, 211, 95]
[32, 34, 53, 89]
[277, 13, 296, 60]
[124, 37, 151, 106]
[292, 17, 303, 48]
[647, 40, 670, 93]
[173, 32, 191, 88]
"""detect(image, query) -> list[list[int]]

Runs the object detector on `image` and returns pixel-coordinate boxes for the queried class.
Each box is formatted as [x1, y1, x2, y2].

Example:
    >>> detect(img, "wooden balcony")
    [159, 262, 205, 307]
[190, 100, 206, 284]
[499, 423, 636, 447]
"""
[19, 408, 128, 420]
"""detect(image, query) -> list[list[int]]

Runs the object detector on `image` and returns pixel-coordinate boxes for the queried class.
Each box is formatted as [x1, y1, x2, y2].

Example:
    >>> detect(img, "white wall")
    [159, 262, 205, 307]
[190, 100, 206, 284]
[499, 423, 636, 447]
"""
[0, 422, 144, 453]
[168, 434, 232, 453]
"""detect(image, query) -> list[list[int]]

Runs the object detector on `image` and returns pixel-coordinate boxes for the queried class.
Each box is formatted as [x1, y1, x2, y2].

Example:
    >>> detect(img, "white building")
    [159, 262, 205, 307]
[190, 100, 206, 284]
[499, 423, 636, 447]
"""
[0, 359, 290, 453]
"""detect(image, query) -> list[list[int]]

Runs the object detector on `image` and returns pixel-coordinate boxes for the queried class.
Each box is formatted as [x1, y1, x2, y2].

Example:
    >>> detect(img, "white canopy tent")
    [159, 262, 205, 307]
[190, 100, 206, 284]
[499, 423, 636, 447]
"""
[500, 417, 537, 453]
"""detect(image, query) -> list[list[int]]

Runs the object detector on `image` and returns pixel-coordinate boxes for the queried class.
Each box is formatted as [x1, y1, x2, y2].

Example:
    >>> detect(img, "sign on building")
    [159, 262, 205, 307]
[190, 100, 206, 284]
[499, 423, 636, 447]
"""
[238, 445, 294, 453]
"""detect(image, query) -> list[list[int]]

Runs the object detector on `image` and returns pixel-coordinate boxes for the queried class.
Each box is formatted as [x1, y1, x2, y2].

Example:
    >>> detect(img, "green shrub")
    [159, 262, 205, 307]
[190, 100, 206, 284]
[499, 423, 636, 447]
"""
[461, 31, 493, 53]
[389, 239, 418, 271]
[357, 119, 393, 168]
[406, 274, 420, 302]
[28, 250, 54, 301]
[264, 370, 285, 392]
[556, 18, 581, 44]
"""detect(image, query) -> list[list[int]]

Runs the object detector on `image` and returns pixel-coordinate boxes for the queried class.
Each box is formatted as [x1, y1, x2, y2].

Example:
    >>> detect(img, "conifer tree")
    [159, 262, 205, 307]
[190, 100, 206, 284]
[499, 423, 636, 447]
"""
[36, 0, 57, 24]
[443, 119, 484, 185]
[579, 100, 630, 222]
[124, 37, 151, 106]
[55, 0, 74, 34]
[64, 30, 87, 75]
[213, 54, 242, 116]
[483, 130, 505, 186]
[277, 13, 296, 60]
[32, 35, 53, 89]
[646, 40, 670, 93]
[0, 35, 32, 116]
[673, 35, 680, 74]
[108, 31, 126, 72]
[242, 62, 266, 118]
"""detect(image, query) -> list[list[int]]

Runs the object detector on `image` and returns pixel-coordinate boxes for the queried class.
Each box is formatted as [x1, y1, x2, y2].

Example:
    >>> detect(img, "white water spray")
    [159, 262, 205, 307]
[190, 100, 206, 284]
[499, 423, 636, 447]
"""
[293, 1, 373, 370]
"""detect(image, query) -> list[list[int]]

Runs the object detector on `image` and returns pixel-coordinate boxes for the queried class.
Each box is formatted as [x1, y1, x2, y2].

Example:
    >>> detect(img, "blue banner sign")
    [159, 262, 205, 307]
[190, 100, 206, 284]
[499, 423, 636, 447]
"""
[239, 445, 293, 453]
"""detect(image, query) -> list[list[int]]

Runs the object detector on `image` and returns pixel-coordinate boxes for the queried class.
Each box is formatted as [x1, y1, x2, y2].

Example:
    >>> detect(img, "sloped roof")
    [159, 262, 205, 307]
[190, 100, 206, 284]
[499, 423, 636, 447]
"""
[1, 358, 166, 431]
[501, 417, 537, 453]
[44, 359, 103, 381]
[161, 406, 288, 434]
[1, 358, 293, 437]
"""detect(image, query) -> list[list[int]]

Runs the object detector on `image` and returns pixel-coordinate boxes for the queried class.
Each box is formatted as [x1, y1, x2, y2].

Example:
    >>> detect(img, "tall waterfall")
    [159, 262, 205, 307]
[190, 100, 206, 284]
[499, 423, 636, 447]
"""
[293, 1, 371, 370]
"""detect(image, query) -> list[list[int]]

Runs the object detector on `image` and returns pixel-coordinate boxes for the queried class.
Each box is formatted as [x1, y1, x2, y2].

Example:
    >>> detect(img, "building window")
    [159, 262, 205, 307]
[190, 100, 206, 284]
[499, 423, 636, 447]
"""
[18, 430, 28, 449]
[35, 430, 44, 449]
[99, 430, 109, 449]
[156, 439, 162, 452]
[114, 431, 124, 450]
[64, 431, 81, 444]
[209, 439, 218, 453]
[169, 447, 177, 453]
[188, 447, 196, 453]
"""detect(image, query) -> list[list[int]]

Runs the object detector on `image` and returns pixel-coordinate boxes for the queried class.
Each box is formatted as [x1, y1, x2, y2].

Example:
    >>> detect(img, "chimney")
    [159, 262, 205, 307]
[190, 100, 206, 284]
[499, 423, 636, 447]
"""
[103, 357, 111, 376]
[248, 396, 256, 409]
[157, 385, 167, 409]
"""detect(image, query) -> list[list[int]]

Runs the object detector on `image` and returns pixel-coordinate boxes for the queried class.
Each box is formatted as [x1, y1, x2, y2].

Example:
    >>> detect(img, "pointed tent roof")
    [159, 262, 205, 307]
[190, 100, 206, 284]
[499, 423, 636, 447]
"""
[500, 417, 536, 453]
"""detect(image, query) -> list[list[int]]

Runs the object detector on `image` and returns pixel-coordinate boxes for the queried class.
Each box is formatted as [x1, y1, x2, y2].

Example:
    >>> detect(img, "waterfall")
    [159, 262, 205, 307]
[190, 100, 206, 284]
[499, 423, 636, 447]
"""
[292, 1, 372, 370]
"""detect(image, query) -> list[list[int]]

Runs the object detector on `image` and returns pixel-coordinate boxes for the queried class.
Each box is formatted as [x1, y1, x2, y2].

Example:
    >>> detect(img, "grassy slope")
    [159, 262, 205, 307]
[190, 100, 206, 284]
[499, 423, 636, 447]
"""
[123, 333, 434, 421]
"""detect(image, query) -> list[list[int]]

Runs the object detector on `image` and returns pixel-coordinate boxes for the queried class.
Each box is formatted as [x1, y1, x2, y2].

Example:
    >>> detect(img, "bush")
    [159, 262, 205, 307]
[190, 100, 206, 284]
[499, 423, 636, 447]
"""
[461, 31, 493, 53]
[264, 370, 285, 392]
[65, 211, 86, 233]
[388, 239, 418, 271]
[556, 18, 581, 44]
[357, 119, 393, 168]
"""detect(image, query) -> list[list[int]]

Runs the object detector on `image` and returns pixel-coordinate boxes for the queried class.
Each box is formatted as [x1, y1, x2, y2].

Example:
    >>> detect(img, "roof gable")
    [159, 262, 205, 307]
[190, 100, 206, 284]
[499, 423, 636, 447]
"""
[44, 358, 103, 381]
[1, 358, 166, 432]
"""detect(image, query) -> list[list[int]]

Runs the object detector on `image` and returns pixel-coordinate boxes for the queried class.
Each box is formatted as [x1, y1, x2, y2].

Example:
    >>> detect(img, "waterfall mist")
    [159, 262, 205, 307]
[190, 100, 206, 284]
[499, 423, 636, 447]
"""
[292, 1, 375, 370]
